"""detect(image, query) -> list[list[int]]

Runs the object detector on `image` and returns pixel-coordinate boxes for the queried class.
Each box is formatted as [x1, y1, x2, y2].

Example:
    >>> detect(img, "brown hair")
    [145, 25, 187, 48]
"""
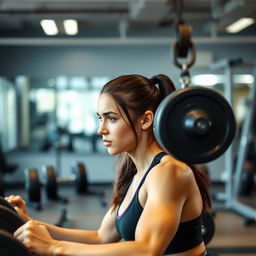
[100, 74, 211, 212]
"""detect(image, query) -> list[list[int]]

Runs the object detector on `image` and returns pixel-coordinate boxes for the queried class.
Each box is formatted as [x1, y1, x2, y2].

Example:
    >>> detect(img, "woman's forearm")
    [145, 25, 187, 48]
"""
[36, 221, 101, 244]
[52, 240, 153, 256]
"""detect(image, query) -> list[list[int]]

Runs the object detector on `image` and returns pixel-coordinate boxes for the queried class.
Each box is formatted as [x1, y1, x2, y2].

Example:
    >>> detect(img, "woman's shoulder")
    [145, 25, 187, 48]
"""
[147, 154, 193, 186]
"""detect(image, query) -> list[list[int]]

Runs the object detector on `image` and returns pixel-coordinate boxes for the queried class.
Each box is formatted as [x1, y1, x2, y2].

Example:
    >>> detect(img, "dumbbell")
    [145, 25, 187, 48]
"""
[41, 162, 89, 198]
[24, 167, 68, 206]
[24, 168, 42, 210]
[40, 163, 106, 207]
[25, 162, 88, 202]
[25, 162, 106, 207]
[0, 196, 31, 255]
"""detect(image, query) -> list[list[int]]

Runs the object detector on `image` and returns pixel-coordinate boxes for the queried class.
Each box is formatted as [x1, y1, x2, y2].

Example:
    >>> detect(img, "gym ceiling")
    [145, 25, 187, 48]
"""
[0, 0, 255, 45]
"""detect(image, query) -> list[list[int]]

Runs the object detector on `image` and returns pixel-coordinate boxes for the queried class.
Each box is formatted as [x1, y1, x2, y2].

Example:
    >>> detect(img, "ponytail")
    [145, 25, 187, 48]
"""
[150, 74, 176, 105]
[188, 164, 212, 212]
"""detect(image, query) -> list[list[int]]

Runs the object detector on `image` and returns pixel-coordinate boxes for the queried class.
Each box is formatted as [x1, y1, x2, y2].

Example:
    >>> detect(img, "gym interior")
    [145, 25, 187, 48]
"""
[0, 0, 256, 255]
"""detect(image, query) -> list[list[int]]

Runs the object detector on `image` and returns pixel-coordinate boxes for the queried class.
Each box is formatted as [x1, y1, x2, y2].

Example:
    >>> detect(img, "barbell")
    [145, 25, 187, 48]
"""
[153, 86, 236, 164]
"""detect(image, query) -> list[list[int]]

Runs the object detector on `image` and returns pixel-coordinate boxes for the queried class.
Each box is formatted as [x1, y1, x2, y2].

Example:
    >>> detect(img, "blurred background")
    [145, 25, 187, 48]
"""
[0, 1, 256, 254]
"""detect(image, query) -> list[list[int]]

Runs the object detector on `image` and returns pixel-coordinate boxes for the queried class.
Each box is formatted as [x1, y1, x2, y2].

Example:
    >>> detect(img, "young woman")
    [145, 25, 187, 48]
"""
[6, 74, 211, 256]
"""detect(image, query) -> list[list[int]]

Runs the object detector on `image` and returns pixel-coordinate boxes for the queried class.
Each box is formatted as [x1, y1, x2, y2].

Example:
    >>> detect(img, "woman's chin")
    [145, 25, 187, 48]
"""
[107, 148, 120, 155]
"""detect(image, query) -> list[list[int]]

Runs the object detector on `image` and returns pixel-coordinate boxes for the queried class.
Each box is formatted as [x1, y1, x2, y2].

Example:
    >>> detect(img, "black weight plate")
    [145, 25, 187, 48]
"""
[201, 212, 215, 245]
[0, 196, 16, 213]
[0, 229, 31, 256]
[0, 205, 25, 234]
[43, 166, 58, 199]
[154, 87, 236, 164]
[24, 169, 41, 203]
[72, 163, 88, 194]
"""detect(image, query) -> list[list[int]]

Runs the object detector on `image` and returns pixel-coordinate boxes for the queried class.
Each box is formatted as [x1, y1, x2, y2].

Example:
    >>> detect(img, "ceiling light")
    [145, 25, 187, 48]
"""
[226, 18, 254, 33]
[40, 19, 58, 35]
[63, 19, 78, 35]
[191, 74, 221, 87]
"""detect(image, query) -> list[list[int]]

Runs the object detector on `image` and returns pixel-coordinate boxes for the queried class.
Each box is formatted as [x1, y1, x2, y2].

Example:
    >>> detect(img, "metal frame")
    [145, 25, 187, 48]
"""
[211, 59, 256, 221]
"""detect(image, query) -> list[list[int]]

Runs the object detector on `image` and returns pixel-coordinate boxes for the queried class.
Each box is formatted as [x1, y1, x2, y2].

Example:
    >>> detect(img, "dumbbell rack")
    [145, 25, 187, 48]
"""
[24, 162, 107, 213]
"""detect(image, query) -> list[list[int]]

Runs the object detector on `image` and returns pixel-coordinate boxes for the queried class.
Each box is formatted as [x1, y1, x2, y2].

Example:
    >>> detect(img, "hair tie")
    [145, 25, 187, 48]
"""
[150, 76, 160, 85]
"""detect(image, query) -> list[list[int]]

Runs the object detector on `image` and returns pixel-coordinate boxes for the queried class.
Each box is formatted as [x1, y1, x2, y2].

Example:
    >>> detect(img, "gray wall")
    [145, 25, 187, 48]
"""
[1, 43, 255, 78]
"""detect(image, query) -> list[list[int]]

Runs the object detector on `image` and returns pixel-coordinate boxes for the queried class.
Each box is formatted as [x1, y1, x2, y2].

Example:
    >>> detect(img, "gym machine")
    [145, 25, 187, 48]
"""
[211, 59, 256, 225]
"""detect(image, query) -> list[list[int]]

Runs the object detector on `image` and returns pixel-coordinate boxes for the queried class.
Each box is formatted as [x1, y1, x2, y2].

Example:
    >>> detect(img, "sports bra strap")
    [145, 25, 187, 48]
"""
[137, 151, 167, 191]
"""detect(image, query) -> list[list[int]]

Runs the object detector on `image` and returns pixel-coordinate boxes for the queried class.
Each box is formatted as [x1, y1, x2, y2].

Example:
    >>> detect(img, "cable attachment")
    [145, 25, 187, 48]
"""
[180, 64, 191, 89]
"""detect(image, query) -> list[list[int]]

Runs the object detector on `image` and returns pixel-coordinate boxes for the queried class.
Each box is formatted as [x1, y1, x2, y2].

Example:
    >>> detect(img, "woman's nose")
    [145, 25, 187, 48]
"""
[98, 121, 108, 135]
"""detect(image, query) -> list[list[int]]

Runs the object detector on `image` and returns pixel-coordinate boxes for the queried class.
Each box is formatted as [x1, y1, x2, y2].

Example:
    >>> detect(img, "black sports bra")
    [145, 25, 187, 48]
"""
[115, 152, 203, 254]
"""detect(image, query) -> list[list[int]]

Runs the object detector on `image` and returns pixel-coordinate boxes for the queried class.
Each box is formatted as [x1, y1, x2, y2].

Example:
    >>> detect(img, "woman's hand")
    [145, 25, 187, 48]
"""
[5, 195, 32, 221]
[14, 220, 59, 256]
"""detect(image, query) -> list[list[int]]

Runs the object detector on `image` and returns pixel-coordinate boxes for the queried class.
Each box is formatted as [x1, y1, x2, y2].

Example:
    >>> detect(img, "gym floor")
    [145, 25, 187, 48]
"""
[5, 183, 256, 256]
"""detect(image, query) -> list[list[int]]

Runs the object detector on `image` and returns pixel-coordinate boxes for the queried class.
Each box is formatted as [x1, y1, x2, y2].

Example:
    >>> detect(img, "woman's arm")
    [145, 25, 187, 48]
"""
[35, 206, 121, 244]
[6, 195, 121, 244]
[14, 162, 189, 256]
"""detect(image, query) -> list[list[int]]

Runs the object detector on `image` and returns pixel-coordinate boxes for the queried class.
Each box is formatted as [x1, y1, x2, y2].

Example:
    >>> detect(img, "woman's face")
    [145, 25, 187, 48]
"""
[97, 93, 137, 155]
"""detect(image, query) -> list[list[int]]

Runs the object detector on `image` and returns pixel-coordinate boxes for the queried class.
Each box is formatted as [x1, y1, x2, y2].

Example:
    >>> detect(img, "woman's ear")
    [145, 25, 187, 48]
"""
[140, 110, 154, 130]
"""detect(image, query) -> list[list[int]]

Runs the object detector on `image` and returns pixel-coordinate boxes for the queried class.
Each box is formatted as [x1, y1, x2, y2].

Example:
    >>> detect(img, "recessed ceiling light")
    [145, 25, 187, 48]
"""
[40, 19, 58, 36]
[226, 18, 254, 33]
[63, 19, 78, 35]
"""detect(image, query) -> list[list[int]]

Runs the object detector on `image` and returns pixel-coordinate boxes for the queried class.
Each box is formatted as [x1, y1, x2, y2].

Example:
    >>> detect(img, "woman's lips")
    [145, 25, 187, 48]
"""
[103, 140, 112, 147]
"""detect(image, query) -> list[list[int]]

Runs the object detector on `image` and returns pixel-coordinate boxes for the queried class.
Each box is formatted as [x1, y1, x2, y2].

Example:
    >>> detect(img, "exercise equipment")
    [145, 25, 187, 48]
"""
[0, 205, 25, 234]
[41, 164, 106, 207]
[24, 167, 67, 206]
[55, 208, 69, 227]
[0, 197, 25, 233]
[24, 162, 107, 208]
[0, 200, 31, 255]
[211, 59, 256, 226]
[0, 196, 16, 213]
[24, 163, 88, 205]
[152, 2, 236, 165]
[41, 162, 88, 197]
[0, 229, 31, 256]
[41, 166, 68, 203]
[24, 168, 42, 210]
[154, 87, 236, 164]
[201, 212, 215, 245]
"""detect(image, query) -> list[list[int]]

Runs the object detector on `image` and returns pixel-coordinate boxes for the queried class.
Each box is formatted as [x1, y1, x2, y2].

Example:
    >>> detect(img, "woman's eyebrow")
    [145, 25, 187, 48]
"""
[97, 111, 118, 117]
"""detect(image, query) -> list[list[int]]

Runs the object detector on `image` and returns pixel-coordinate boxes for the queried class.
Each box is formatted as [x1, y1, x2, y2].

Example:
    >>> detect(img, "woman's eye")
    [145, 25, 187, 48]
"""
[109, 117, 117, 122]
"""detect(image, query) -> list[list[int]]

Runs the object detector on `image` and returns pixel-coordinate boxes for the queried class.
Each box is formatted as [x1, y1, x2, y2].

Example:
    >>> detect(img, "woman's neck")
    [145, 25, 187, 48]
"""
[128, 139, 163, 175]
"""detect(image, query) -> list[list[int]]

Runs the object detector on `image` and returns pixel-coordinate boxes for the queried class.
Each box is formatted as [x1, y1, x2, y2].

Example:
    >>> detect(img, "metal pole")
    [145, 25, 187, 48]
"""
[223, 62, 234, 208]
[233, 83, 256, 196]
